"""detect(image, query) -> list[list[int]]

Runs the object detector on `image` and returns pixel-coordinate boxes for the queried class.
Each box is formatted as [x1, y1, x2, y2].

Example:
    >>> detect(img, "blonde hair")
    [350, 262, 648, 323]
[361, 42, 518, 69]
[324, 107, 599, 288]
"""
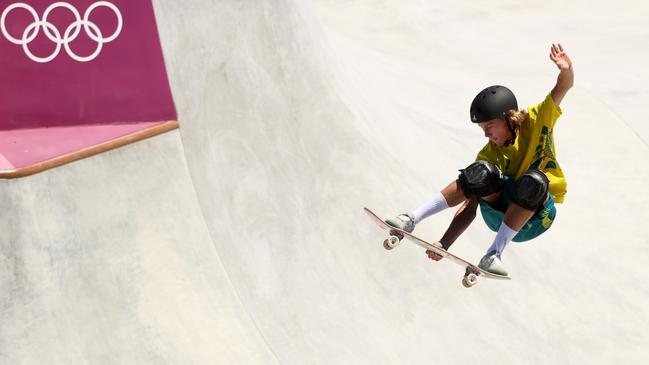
[506, 109, 529, 137]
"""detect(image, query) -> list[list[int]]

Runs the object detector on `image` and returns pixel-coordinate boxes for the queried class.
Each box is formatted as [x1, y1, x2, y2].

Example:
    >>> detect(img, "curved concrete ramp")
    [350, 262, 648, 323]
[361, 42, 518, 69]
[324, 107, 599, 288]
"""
[0, 133, 276, 364]
[158, 0, 649, 364]
[2, 0, 648, 364]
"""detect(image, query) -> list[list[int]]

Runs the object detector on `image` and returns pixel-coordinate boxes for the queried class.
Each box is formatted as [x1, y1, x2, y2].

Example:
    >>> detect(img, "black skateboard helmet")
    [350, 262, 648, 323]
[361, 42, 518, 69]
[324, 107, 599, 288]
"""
[470, 85, 518, 123]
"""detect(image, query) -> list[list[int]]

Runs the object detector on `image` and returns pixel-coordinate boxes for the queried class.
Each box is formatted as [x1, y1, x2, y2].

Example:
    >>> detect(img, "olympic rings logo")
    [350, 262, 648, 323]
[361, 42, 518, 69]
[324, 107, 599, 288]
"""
[1, 2, 122, 63]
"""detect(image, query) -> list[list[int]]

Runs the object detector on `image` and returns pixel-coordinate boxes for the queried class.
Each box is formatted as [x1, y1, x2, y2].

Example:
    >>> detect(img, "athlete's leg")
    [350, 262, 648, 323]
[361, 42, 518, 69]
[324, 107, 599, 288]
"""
[415, 176, 500, 224]
[387, 181, 456, 232]
[423, 161, 505, 260]
[388, 161, 504, 232]
[503, 202, 538, 231]
[480, 169, 550, 275]
[415, 160, 503, 221]
[503, 168, 550, 230]
[439, 180, 465, 207]
[494, 193, 550, 249]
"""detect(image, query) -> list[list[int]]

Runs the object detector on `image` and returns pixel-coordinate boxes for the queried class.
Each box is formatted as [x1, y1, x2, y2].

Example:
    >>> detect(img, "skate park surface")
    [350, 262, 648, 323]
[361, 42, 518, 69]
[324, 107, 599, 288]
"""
[2, 0, 649, 364]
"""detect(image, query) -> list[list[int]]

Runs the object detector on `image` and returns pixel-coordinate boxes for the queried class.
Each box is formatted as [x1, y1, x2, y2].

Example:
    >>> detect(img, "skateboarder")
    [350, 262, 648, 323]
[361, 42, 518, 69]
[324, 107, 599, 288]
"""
[386, 44, 574, 276]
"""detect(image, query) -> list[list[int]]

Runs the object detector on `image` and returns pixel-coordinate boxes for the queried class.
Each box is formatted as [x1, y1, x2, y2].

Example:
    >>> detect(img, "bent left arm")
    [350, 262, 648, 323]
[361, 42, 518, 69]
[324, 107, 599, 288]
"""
[549, 43, 574, 107]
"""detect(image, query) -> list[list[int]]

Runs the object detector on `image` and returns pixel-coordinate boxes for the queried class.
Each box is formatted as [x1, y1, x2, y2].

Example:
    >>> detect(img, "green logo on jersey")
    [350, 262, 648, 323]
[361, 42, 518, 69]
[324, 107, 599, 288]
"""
[531, 126, 558, 171]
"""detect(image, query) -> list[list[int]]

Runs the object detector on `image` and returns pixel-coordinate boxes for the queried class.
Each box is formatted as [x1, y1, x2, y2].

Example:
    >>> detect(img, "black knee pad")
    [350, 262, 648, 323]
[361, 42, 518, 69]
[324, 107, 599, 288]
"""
[515, 169, 549, 211]
[458, 161, 504, 198]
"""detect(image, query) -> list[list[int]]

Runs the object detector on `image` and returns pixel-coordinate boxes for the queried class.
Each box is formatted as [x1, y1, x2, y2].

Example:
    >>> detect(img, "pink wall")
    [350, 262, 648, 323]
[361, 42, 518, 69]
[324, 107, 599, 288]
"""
[0, 0, 177, 129]
[0, 0, 177, 173]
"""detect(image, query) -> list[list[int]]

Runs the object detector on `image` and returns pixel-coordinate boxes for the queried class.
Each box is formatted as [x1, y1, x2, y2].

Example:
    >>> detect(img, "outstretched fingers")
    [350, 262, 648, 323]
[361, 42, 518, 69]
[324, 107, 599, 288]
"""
[550, 43, 560, 59]
[549, 43, 572, 69]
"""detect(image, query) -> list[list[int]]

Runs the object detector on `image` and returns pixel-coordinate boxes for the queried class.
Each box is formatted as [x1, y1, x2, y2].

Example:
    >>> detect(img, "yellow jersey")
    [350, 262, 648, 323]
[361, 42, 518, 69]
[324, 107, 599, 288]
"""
[476, 94, 567, 203]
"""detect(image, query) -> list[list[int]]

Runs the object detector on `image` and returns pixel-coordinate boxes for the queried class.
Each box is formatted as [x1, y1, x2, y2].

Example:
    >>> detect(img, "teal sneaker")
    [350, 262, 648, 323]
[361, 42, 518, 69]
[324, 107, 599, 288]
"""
[478, 251, 508, 276]
[385, 212, 416, 233]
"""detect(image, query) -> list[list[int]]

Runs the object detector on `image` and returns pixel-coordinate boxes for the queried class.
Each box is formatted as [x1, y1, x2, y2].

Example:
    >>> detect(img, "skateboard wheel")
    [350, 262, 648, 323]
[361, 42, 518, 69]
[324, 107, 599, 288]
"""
[462, 273, 478, 288]
[383, 236, 400, 250]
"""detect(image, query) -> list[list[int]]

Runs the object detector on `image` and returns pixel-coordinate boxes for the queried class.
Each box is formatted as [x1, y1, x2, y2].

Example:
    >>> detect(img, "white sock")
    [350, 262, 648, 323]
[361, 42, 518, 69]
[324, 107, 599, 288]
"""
[412, 192, 449, 224]
[487, 223, 518, 258]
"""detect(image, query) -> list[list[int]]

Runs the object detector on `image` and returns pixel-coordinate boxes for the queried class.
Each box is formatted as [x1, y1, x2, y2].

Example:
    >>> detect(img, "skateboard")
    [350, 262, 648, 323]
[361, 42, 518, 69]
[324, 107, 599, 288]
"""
[364, 207, 510, 287]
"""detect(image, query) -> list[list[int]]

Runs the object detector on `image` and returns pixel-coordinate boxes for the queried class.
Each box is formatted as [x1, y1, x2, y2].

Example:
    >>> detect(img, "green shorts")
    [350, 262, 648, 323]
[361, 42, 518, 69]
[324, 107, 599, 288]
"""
[478, 176, 556, 242]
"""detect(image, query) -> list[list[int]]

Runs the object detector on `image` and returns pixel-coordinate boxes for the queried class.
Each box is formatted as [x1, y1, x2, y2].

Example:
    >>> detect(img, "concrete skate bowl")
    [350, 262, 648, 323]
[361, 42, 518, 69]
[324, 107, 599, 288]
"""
[1, 0, 648, 364]
[158, 1, 649, 364]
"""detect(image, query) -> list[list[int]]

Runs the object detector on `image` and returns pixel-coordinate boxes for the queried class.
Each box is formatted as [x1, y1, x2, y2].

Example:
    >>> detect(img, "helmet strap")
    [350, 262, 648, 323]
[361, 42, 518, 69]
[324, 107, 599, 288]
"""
[503, 116, 516, 147]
